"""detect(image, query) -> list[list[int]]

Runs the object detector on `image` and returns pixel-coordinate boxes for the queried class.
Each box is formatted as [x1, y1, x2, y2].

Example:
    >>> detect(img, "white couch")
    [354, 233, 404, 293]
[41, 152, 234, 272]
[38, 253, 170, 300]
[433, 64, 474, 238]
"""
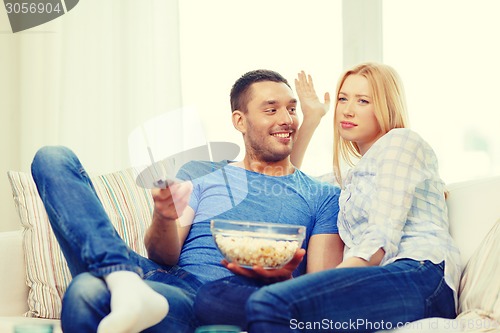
[1, 175, 500, 332]
[0, 229, 62, 332]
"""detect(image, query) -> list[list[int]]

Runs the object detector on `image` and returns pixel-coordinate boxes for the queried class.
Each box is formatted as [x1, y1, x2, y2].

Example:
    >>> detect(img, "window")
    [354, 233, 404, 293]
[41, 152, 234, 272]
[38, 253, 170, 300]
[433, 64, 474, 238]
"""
[383, 0, 500, 183]
[178, 0, 342, 176]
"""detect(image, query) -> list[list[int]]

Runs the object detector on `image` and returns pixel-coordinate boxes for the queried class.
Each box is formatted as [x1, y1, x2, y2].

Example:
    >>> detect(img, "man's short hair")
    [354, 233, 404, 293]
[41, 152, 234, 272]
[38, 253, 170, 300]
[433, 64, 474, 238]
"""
[230, 69, 291, 113]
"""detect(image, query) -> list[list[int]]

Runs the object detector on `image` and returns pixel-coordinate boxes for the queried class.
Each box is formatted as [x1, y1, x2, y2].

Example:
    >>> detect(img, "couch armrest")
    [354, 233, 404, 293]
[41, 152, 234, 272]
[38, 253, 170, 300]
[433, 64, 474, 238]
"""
[447, 176, 500, 266]
[0, 229, 29, 316]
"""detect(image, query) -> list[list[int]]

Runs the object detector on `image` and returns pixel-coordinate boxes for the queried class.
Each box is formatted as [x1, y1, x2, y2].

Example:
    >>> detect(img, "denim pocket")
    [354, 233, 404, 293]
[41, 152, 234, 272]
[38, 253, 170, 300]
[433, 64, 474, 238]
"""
[424, 276, 455, 318]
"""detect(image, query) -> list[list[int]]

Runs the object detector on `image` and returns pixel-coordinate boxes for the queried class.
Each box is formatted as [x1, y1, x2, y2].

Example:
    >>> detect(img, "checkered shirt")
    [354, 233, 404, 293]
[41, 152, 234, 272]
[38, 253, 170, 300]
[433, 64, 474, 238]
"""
[338, 128, 462, 307]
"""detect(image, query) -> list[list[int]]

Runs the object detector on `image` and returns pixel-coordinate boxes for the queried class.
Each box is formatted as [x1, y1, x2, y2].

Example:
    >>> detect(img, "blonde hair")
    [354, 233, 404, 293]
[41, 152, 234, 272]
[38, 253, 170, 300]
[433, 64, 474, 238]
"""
[333, 62, 409, 186]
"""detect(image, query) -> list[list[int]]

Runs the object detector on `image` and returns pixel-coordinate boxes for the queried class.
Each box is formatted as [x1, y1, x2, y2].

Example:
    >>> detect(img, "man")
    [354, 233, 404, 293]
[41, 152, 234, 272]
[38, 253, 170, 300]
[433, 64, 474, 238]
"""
[31, 69, 342, 333]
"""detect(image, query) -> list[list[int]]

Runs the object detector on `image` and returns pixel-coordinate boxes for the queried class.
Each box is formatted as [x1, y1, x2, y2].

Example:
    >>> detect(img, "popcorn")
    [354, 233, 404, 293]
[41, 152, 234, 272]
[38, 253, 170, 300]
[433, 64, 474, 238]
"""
[214, 233, 300, 269]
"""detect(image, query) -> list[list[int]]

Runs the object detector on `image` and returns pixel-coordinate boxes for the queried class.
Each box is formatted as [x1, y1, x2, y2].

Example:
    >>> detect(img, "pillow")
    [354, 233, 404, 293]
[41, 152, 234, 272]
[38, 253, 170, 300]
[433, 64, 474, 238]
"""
[7, 168, 154, 319]
[457, 218, 500, 329]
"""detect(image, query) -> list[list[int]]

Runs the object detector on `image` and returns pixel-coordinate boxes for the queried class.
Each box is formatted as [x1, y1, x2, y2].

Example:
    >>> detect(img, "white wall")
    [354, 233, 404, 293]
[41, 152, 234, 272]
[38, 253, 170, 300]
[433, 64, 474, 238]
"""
[3, 0, 499, 231]
[0, 16, 20, 231]
[383, 0, 500, 184]
[178, 0, 342, 177]
[0, 0, 182, 231]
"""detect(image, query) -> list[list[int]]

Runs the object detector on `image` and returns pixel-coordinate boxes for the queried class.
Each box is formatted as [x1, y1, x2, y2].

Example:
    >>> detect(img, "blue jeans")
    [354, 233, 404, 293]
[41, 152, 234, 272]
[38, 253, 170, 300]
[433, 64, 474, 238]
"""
[195, 275, 266, 330]
[246, 259, 456, 333]
[31, 146, 203, 333]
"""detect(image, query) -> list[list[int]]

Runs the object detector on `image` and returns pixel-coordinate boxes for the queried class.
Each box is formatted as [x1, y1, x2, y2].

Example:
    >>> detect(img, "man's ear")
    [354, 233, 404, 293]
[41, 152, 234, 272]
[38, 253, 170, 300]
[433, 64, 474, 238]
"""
[232, 110, 246, 134]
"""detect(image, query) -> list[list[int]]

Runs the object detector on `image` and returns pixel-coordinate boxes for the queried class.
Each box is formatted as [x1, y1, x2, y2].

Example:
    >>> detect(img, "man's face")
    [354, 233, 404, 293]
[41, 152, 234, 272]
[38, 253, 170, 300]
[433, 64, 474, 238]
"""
[238, 81, 299, 163]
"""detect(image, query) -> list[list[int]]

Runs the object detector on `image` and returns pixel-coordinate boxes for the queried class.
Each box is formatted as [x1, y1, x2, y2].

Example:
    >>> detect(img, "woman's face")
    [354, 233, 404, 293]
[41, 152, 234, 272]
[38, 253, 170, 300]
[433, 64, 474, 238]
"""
[336, 74, 383, 155]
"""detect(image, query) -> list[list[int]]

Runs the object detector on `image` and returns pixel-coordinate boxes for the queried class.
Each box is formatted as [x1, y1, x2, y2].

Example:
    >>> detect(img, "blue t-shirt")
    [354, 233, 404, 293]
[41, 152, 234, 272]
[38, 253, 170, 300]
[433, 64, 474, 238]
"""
[176, 160, 340, 283]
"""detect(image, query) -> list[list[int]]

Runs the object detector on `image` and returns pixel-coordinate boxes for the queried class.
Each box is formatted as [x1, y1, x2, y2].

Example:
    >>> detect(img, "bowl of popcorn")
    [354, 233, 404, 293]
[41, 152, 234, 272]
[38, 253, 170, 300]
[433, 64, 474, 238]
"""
[210, 219, 306, 269]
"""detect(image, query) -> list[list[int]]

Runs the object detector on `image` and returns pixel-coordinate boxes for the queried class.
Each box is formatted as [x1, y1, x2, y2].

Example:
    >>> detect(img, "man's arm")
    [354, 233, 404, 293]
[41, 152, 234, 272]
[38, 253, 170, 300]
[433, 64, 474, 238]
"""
[144, 181, 194, 266]
[306, 233, 344, 273]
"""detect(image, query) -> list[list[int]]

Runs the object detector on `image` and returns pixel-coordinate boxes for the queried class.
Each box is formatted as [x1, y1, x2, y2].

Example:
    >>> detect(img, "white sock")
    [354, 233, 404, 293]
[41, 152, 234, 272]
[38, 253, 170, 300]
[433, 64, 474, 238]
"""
[97, 271, 169, 333]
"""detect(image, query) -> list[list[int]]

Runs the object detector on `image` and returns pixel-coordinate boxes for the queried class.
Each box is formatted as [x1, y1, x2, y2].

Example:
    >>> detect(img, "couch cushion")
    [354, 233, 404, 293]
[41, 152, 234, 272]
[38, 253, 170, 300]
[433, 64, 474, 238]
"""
[7, 168, 153, 319]
[446, 176, 500, 266]
[0, 230, 28, 316]
[457, 218, 500, 324]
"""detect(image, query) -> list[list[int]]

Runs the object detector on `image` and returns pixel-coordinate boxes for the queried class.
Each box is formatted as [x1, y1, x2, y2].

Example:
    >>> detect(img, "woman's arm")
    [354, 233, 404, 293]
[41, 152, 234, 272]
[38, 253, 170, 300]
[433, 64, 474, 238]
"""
[336, 248, 385, 268]
[291, 71, 331, 168]
[343, 130, 432, 264]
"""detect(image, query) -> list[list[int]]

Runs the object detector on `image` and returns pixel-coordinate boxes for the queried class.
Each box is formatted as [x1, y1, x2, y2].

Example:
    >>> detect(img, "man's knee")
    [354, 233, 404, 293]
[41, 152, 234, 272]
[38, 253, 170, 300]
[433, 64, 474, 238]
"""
[63, 273, 109, 308]
[61, 273, 109, 332]
[194, 281, 226, 324]
[31, 146, 77, 180]
[32, 146, 73, 168]
[246, 286, 282, 319]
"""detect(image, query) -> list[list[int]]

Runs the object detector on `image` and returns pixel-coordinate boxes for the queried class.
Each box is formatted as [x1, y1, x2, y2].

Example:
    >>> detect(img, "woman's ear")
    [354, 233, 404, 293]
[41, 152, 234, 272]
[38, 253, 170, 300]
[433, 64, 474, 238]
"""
[232, 110, 246, 134]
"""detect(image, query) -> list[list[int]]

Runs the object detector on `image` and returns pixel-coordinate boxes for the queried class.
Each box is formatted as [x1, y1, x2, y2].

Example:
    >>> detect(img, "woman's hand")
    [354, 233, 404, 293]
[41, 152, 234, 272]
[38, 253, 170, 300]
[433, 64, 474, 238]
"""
[336, 248, 386, 268]
[295, 71, 331, 124]
[290, 71, 331, 168]
[222, 248, 306, 284]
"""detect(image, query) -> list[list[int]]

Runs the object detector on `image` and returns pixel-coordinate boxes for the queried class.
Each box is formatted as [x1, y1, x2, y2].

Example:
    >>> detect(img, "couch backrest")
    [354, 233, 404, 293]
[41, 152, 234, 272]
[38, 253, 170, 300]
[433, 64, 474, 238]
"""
[446, 175, 500, 266]
[1, 175, 499, 317]
[0, 229, 29, 316]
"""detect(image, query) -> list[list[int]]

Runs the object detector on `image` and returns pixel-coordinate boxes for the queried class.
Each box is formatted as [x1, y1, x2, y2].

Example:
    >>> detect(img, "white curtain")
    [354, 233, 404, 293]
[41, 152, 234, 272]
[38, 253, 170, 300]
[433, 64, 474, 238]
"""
[0, 0, 181, 231]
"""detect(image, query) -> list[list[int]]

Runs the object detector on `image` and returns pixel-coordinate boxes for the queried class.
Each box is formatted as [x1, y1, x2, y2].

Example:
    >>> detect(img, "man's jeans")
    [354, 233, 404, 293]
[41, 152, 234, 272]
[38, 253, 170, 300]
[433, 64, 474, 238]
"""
[246, 259, 456, 333]
[195, 275, 265, 330]
[31, 146, 203, 333]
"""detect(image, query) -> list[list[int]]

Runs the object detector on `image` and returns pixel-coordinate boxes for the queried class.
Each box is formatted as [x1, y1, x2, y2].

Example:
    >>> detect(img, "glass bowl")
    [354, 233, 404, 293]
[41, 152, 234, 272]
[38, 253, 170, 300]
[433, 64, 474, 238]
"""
[210, 219, 306, 269]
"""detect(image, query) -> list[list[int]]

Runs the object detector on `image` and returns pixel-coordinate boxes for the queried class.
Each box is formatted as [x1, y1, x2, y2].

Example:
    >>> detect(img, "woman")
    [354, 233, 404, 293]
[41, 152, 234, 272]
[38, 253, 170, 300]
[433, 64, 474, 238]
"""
[245, 62, 462, 332]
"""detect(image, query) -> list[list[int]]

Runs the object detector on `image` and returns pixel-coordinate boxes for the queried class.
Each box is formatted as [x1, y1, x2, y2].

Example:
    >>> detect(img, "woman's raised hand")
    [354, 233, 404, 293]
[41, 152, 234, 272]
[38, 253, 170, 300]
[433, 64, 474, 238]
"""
[295, 71, 331, 123]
